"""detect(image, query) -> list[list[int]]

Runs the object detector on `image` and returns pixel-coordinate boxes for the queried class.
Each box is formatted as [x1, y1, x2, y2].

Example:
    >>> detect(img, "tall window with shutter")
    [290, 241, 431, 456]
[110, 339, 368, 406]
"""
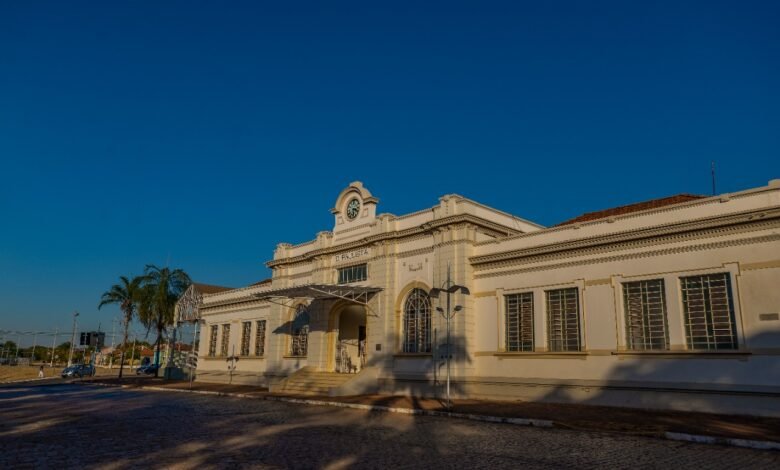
[505, 292, 534, 352]
[240, 321, 251, 356]
[208, 325, 218, 357]
[546, 288, 581, 352]
[220, 324, 231, 357]
[623, 279, 669, 350]
[680, 273, 738, 350]
[290, 305, 310, 356]
[403, 288, 432, 353]
[255, 320, 266, 356]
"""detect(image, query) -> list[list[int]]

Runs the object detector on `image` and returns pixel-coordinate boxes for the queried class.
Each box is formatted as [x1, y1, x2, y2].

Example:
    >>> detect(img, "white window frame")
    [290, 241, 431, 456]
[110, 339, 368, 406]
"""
[505, 292, 535, 352]
[289, 304, 310, 357]
[208, 325, 218, 357]
[255, 320, 266, 357]
[621, 278, 670, 351]
[220, 324, 231, 357]
[338, 264, 368, 284]
[680, 272, 739, 350]
[545, 287, 582, 352]
[240, 321, 251, 356]
[614, 264, 743, 352]
[402, 288, 432, 353]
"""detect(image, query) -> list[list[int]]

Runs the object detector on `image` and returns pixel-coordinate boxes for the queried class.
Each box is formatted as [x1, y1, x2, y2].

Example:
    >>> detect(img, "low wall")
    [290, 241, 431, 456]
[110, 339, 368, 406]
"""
[195, 370, 269, 387]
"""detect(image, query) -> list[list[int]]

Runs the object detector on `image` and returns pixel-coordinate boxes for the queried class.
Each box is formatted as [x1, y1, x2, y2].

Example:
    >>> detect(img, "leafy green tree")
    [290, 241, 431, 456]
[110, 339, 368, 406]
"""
[99, 275, 144, 378]
[138, 265, 190, 377]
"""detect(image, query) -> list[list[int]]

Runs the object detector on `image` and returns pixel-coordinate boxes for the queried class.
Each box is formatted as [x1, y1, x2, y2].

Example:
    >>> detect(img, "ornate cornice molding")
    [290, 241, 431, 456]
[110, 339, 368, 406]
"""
[471, 207, 780, 269]
[474, 233, 780, 279]
[395, 246, 436, 259]
[266, 213, 519, 268]
[201, 298, 272, 315]
[331, 221, 373, 236]
[473, 184, 780, 247]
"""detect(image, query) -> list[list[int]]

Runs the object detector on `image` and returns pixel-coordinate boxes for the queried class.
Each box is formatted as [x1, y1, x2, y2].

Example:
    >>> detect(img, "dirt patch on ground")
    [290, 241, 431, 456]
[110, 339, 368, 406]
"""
[0, 365, 119, 382]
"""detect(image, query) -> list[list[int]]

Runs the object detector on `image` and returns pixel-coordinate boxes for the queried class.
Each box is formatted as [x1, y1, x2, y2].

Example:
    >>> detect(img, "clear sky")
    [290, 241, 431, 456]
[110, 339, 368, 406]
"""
[1, 1, 778, 343]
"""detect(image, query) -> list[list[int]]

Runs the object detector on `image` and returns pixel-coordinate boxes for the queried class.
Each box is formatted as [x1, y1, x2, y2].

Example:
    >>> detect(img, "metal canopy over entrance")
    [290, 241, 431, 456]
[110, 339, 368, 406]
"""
[253, 284, 382, 310]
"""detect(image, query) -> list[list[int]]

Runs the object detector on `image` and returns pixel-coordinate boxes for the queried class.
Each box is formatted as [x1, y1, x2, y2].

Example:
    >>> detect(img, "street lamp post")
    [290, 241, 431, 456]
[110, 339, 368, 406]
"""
[67, 311, 79, 366]
[189, 319, 202, 390]
[429, 263, 470, 410]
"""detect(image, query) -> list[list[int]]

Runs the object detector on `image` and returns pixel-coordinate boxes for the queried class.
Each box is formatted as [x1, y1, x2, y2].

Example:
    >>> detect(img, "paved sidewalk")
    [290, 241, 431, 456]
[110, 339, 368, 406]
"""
[85, 376, 780, 444]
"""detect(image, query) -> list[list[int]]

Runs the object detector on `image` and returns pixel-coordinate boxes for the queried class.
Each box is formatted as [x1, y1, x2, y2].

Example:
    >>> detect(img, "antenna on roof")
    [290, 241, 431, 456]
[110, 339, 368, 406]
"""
[711, 161, 716, 196]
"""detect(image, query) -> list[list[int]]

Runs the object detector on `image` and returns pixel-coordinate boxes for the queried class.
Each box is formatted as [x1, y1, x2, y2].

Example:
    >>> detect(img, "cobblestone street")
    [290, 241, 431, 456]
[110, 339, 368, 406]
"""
[1, 384, 778, 469]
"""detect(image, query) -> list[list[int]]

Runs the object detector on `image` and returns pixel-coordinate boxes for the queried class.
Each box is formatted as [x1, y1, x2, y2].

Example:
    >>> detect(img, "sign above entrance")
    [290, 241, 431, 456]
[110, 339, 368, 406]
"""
[333, 248, 371, 265]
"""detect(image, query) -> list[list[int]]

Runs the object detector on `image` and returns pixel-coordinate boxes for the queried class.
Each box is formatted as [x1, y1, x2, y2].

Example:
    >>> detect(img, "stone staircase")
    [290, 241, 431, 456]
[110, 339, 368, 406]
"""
[273, 367, 357, 395]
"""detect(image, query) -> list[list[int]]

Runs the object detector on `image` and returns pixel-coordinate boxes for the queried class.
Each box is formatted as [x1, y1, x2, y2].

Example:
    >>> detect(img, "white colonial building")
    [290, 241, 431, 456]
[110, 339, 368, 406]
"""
[184, 180, 780, 416]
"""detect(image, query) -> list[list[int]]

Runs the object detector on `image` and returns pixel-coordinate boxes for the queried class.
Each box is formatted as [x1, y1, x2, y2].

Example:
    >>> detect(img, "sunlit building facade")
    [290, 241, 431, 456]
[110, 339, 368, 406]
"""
[187, 180, 780, 416]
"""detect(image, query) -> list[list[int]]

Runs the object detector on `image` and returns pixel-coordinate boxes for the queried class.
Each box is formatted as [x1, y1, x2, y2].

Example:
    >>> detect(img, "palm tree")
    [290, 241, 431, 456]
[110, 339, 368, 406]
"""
[98, 275, 143, 379]
[138, 264, 191, 377]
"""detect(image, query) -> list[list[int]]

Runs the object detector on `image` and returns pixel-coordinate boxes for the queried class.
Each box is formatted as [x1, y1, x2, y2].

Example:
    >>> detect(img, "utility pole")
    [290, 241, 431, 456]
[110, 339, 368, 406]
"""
[189, 320, 200, 390]
[67, 311, 79, 366]
[129, 337, 137, 370]
[429, 263, 470, 410]
[50, 328, 58, 367]
[32, 332, 37, 364]
[109, 317, 116, 369]
[92, 322, 101, 369]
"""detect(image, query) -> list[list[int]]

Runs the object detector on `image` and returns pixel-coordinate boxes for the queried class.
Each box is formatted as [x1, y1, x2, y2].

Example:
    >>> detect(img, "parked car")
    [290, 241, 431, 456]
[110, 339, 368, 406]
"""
[61, 364, 95, 378]
[135, 364, 159, 375]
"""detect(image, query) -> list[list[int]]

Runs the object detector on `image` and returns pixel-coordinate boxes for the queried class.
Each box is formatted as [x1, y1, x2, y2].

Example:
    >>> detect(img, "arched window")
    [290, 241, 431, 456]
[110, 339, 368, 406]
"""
[290, 304, 310, 356]
[403, 288, 432, 353]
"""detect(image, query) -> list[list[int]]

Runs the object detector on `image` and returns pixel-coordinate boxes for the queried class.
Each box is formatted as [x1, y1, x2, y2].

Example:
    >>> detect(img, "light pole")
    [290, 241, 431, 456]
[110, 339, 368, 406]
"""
[429, 263, 470, 410]
[189, 319, 202, 390]
[68, 311, 79, 366]
[50, 328, 58, 367]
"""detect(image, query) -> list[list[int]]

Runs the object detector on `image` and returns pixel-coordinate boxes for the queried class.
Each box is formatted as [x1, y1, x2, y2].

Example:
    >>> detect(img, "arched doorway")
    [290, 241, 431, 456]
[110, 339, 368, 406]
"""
[333, 304, 367, 373]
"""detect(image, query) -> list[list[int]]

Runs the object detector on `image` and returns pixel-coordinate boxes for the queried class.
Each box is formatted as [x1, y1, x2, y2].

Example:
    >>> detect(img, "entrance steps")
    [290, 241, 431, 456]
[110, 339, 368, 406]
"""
[272, 367, 357, 395]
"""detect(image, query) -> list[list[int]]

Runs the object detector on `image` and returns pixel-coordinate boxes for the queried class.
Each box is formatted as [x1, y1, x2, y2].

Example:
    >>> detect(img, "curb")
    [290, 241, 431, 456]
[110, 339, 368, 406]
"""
[665, 432, 780, 451]
[97, 383, 553, 428]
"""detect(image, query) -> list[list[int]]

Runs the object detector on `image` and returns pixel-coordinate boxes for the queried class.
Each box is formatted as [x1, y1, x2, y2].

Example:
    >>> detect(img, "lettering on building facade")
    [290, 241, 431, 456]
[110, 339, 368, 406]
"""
[333, 248, 370, 264]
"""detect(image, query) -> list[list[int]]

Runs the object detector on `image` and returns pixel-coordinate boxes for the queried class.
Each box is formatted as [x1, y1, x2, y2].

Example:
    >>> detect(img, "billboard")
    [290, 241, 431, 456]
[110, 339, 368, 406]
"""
[79, 331, 106, 348]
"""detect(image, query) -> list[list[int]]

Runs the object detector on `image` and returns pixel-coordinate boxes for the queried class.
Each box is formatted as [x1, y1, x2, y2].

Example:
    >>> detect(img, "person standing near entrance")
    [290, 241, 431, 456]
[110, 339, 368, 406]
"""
[38, 365, 44, 378]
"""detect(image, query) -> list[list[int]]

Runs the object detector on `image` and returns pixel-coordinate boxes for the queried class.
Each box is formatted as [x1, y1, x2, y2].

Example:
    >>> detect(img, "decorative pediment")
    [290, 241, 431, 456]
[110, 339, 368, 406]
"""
[330, 181, 379, 232]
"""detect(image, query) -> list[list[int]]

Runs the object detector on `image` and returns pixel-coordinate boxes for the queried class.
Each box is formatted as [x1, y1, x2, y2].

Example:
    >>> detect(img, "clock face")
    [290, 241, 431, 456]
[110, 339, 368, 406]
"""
[346, 198, 361, 220]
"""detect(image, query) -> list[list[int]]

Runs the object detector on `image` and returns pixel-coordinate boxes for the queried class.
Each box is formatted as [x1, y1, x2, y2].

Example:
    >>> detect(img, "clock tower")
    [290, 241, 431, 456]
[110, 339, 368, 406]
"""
[331, 181, 379, 234]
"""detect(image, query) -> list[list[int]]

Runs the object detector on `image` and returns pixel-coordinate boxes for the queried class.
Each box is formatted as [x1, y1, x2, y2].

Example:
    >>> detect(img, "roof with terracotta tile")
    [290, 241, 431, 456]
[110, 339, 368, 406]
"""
[555, 194, 706, 227]
[192, 283, 234, 294]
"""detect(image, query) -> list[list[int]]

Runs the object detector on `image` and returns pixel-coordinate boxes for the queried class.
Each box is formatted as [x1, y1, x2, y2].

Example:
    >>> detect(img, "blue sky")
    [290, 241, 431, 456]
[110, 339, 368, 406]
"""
[1, 1, 778, 342]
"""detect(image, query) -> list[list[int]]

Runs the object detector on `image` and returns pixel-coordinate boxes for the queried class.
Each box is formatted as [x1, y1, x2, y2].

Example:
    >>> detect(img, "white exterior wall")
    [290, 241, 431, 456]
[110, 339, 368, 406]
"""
[193, 180, 780, 416]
